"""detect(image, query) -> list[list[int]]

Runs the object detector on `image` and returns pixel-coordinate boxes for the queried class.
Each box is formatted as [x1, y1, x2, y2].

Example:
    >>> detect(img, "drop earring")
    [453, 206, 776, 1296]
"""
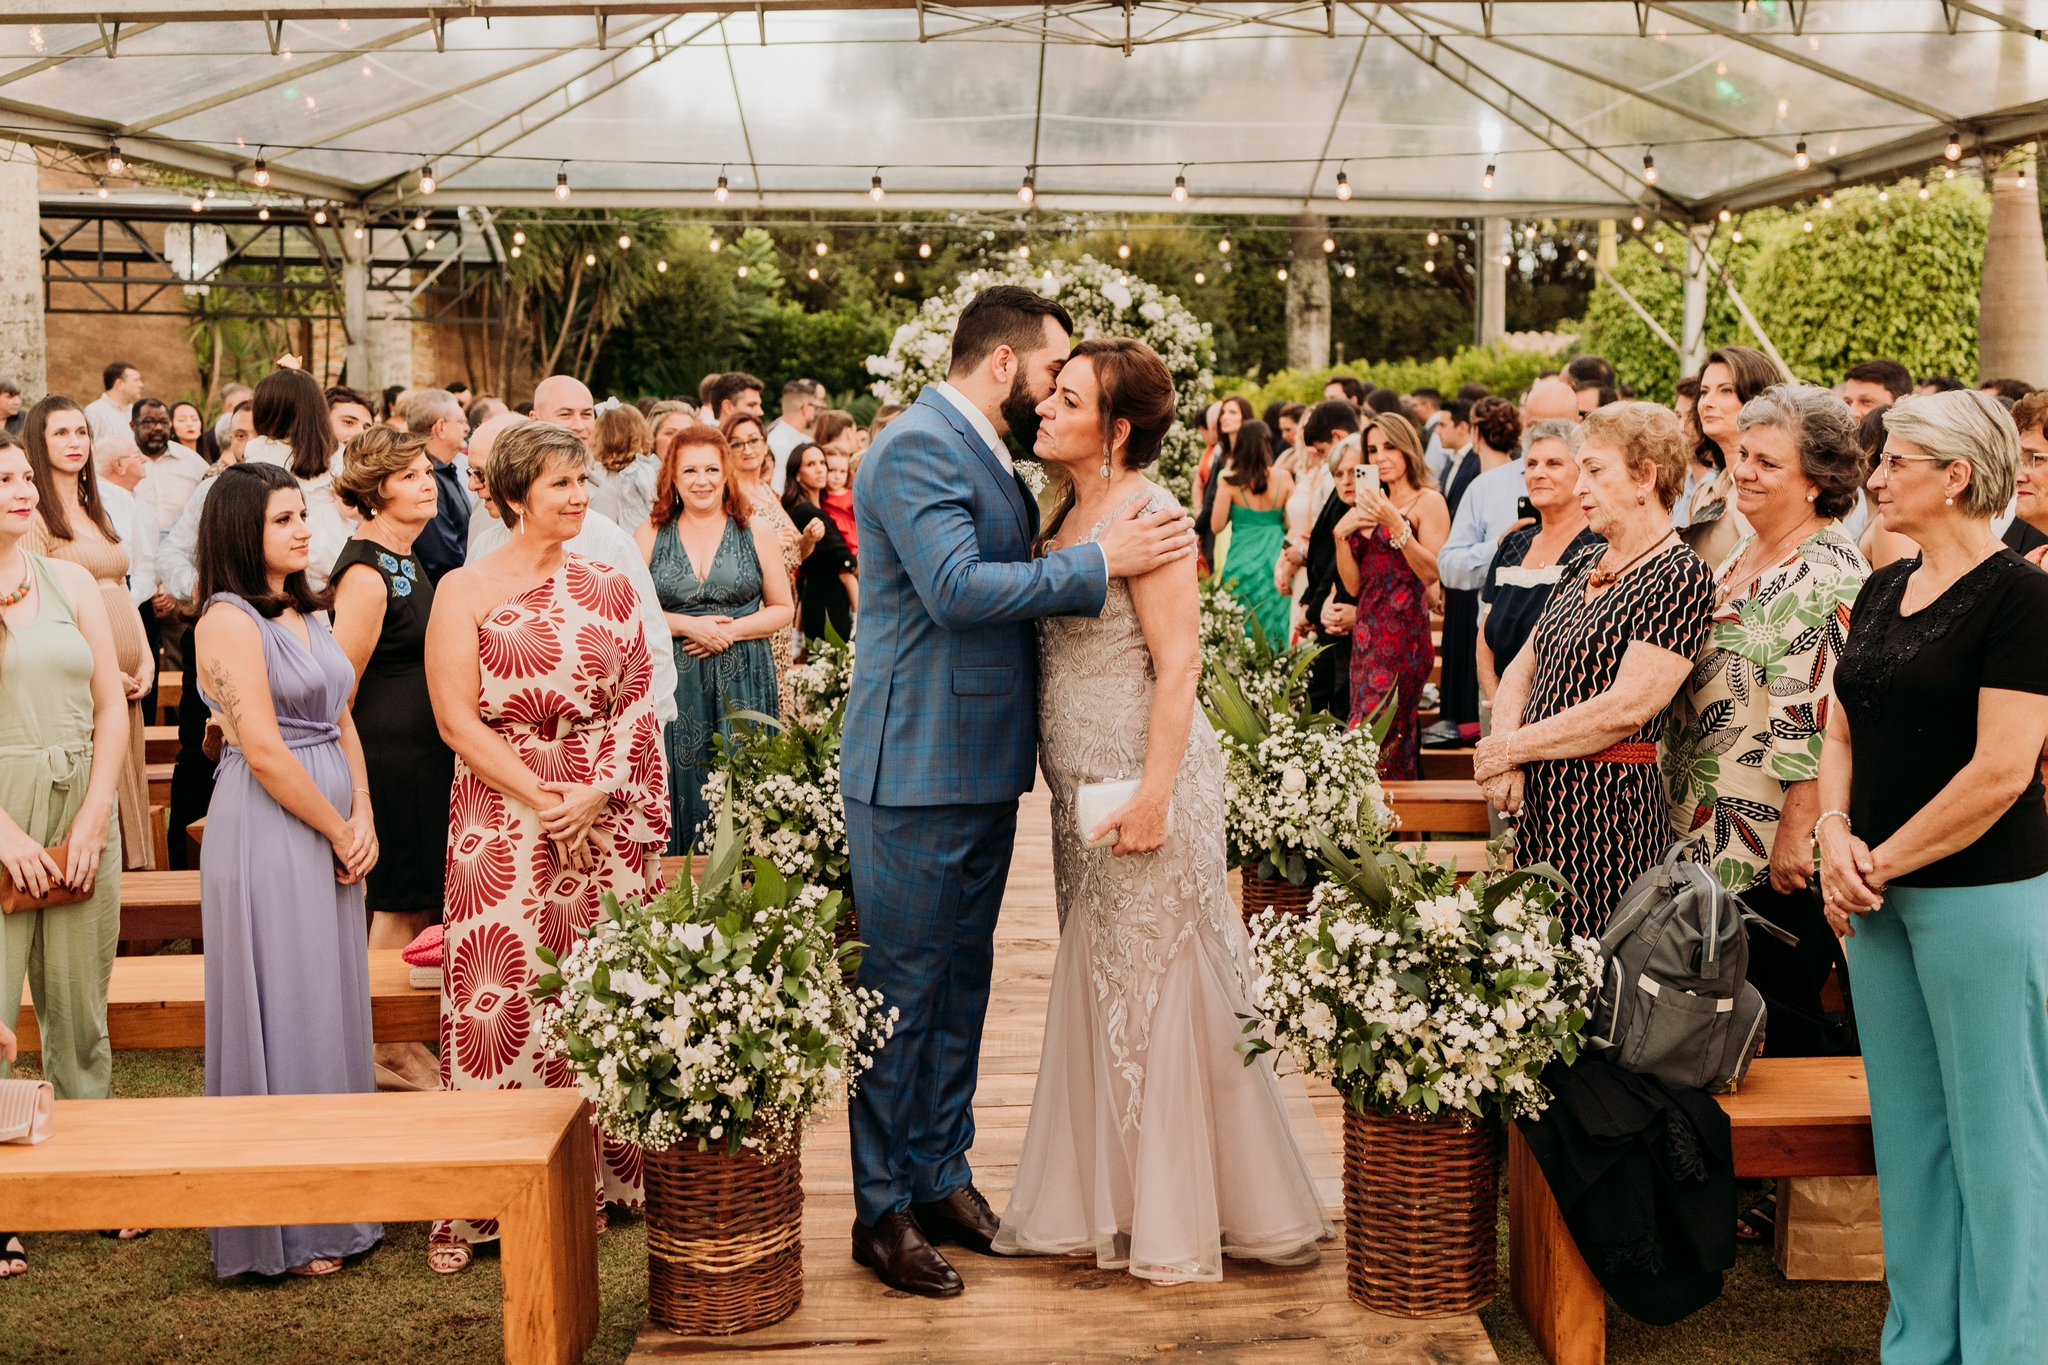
[1100, 445, 1113, 480]
[518, 510, 526, 535]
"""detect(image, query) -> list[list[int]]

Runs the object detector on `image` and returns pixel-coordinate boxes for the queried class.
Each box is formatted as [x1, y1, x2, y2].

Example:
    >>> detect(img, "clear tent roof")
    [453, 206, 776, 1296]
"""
[6, 1, 2048, 219]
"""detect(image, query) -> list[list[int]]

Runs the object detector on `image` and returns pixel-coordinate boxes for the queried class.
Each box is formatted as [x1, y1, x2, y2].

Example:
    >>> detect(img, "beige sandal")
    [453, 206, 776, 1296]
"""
[285, 1257, 343, 1277]
[428, 1223, 473, 1275]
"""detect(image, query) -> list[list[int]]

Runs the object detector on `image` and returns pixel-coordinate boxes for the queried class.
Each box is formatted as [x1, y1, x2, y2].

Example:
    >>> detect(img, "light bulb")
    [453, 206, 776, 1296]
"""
[419, 164, 436, 194]
[1878, 190, 1889, 202]
[1919, 186, 1930, 200]
[1017, 244, 1030, 259]
[1793, 141, 1809, 171]
[257, 204, 269, 220]
[190, 197, 204, 212]
[714, 174, 728, 202]
[814, 239, 828, 256]
[893, 269, 905, 283]
[97, 184, 109, 200]
[1945, 167, 1956, 179]
[1576, 247, 1589, 261]
[1631, 214, 1645, 231]
[808, 267, 819, 280]
[1276, 267, 1287, 281]
[1803, 219, 1814, 232]
[412, 214, 426, 231]
[1946, 131, 1962, 161]
[314, 209, 328, 224]
[2021, 173, 2031, 189]
[1424, 259, 1435, 273]
[513, 230, 526, 245]
[1335, 170, 1351, 200]
[1482, 163, 1496, 191]
[1218, 235, 1232, 254]
[1426, 230, 1439, 247]
[510, 245, 521, 258]
[352, 226, 363, 239]
[584, 252, 595, 266]
[106, 144, 124, 174]
[737, 264, 749, 278]
[252, 158, 271, 188]
[1193, 270, 1206, 284]
[709, 234, 722, 253]
[918, 240, 931, 258]
[1821, 195, 1832, 210]
[1117, 240, 1130, 259]
[1018, 173, 1035, 204]
[1322, 236, 1335, 253]
[1642, 152, 1657, 184]
[205, 186, 216, 199]
[1524, 225, 1537, 241]
[554, 169, 571, 200]
[870, 174, 885, 202]
[1343, 262, 1356, 278]
[618, 233, 631, 250]
[1718, 209, 1731, 223]
[1732, 230, 1744, 242]
[657, 259, 668, 272]
[1172, 173, 1187, 202]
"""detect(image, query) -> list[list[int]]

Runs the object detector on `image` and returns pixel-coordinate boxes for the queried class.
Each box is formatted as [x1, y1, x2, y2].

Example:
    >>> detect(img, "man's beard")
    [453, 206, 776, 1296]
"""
[1000, 370, 1044, 459]
[136, 433, 168, 457]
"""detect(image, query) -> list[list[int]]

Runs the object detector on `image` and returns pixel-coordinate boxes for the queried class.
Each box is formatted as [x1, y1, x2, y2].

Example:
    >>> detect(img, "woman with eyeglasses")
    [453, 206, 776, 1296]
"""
[1819, 390, 2048, 1363]
[722, 412, 812, 718]
[2002, 391, 2048, 565]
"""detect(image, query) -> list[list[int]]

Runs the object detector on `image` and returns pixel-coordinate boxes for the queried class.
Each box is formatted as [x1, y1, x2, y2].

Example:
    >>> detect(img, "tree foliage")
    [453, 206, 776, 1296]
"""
[1219, 341, 1570, 409]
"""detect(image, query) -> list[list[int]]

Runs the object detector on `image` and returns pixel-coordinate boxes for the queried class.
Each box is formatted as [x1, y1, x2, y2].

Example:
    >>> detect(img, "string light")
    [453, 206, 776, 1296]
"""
[1946, 131, 1963, 161]
[870, 172, 885, 201]
[1631, 214, 1645, 231]
[206, 186, 216, 199]
[1322, 235, 1335, 253]
[1172, 171, 1188, 202]
[352, 225, 363, 239]
[1803, 219, 1814, 232]
[1018, 171, 1035, 204]
[584, 252, 596, 265]
[1719, 208, 1731, 222]
[737, 264, 749, 278]
[1918, 186, 1931, 200]
[657, 259, 668, 272]
[1218, 234, 1232, 254]
[1117, 239, 1131, 259]
[1423, 258, 1435, 273]
[714, 172, 729, 202]
[1793, 140, 1809, 171]
[1820, 195, 1832, 209]
[1878, 189, 1889, 202]
[918, 240, 931, 258]
[1651, 240, 1665, 254]
[618, 233, 631, 250]
[257, 204, 268, 220]
[1342, 262, 1356, 278]
[1945, 166, 1956, 179]
[2021, 169, 2031, 189]
[1482, 163, 1496, 191]
[412, 212, 427, 231]
[252, 157, 271, 188]
[1017, 243, 1030, 259]
[1335, 168, 1351, 200]
[1193, 270, 1206, 284]
[513, 230, 526, 245]
[808, 266, 819, 279]
[510, 245, 521, 258]
[1732, 230, 1743, 242]
[554, 167, 571, 200]
[1426, 230, 1439, 247]
[106, 144, 124, 175]
[1523, 224, 1536, 241]
[709, 232, 722, 252]
[96, 181, 109, 200]
[190, 196, 204, 212]
[313, 208, 328, 224]
[1642, 151, 1657, 184]
[814, 239, 828, 256]
[893, 269, 905, 283]
[1576, 247, 1588, 261]
[1276, 267, 1287, 281]
[418, 163, 437, 194]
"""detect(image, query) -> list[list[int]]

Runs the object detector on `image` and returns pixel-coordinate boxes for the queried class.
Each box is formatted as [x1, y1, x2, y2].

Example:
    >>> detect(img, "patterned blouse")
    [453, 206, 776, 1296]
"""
[1662, 524, 1868, 892]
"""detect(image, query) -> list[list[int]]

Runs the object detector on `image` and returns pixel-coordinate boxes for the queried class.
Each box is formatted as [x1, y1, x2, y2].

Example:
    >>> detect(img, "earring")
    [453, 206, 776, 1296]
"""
[1945, 496, 1954, 506]
[1806, 491, 1817, 502]
[518, 511, 526, 535]
[1637, 492, 1647, 505]
[1100, 447, 1112, 480]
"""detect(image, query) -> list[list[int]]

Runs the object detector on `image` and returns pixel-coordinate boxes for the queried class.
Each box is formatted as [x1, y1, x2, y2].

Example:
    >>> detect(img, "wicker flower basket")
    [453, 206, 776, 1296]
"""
[1342, 1106, 1499, 1317]
[644, 1142, 804, 1336]
[1241, 869, 1319, 927]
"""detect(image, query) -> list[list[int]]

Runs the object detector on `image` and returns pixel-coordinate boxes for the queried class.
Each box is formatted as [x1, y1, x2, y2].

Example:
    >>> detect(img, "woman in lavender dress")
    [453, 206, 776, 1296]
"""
[192, 462, 382, 1279]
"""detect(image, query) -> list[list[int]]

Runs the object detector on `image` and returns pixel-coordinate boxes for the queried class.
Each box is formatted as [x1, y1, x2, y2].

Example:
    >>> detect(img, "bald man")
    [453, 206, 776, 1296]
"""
[465, 410, 677, 724]
[531, 375, 597, 451]
[1438, 380, 1584, 596]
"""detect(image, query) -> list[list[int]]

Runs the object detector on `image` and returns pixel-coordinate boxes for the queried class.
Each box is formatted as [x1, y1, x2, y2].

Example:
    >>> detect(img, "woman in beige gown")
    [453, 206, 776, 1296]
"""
[720, 412, 814, 721]
[25, 398, 154, 870]
[993, 339, 1330, 1285]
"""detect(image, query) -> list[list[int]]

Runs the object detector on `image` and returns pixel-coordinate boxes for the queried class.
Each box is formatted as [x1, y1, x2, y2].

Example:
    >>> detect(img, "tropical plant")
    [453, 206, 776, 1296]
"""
[498, 209, 676, 384]
[1240, 837, 1599, 1120]
[534, 782, 895, 1157]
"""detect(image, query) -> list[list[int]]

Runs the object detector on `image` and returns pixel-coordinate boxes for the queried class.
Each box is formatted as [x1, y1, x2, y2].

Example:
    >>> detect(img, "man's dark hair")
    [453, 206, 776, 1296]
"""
[1326, 375, 1368, 404]
[1980, 376, 2036, 402]
[326, 384, 374, 414]
[1675, 376, 1703, 401]
[102, 361, 137, 392]
[947, 286, 1075, 378]
[1563, 353, 1616, 389]
[445, 381, 470, 396]
[1453, 382, 1490, 403]
[1917, 373, 1965, 393]
[1409, 386, 1445, 405]
[706, 371, 765, 418]
[1365, 388, 1404, 415]
[130, 397, 169, 423]
[1580, 384, 1620, 409]
[381, 384, 405, 418]
[0, 377, 21, 397]
[1446, 397, 1476, 428]
[1844, 359, 1912, 399]
[1302, 399, 1360, 447]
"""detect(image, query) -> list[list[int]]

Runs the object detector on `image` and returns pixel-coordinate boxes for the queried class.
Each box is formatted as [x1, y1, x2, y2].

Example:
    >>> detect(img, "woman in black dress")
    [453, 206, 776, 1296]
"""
[1473, 403, 1713, 937]
[1477, 418, 1602, 694]
[329, 426, 455, 1091]
[782, 441, 857, 643]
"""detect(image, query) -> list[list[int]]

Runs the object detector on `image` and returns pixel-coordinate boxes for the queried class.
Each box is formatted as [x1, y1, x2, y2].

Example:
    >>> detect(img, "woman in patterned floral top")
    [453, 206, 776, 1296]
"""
[1663, 385, 1868, 1064]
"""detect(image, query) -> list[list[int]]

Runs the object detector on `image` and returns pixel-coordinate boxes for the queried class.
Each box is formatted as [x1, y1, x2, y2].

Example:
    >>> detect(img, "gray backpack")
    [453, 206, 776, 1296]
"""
[1585, 837, 1797, 1094]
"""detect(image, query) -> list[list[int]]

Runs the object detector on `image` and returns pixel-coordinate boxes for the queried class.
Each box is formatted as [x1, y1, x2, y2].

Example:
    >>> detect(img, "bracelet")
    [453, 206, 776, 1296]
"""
[352, 787, 371, 799]
[1387, 523, 1413, 551]
[1814, 809, 1852, 839]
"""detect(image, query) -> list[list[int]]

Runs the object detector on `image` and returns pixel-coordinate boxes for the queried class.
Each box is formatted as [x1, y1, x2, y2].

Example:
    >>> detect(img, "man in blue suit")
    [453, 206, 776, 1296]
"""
[843, 286, 1196, 1296]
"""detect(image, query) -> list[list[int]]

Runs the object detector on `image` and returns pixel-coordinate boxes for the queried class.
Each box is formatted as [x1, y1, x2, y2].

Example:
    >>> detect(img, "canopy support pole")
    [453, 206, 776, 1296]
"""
[1701, 245, 1793, 380]
[1287, 215, 1331, 370]
[0, 143, 45, 401]
[1591, 261, 1680, 356]
[1477, 217, 1506, 346]
[1680, 223, 1709, 377]
[339, 211, 369, 389]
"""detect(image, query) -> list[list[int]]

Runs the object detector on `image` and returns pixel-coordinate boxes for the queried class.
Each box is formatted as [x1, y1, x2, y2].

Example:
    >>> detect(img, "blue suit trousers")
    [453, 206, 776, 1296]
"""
[845, 793, 1019, 1225]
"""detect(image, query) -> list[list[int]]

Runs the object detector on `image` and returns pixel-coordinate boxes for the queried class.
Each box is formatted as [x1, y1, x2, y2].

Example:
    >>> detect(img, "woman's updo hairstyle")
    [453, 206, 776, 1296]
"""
[1471, 395, 1522, 456]
[1072, 337, 1177, 472]
[335, 425, 433, 516]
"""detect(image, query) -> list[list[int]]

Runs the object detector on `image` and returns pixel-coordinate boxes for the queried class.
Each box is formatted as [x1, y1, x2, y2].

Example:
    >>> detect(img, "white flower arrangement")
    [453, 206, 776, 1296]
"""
[536, 785, 896, 1157]
[866, 255, 1215, 500]
[700, 704, 849, 892]
[1242, 843, 1600, 1121]
[1207, 668, 1389, 883]
[786, 631, 854, 733]
[1198, 577, 1250, 677]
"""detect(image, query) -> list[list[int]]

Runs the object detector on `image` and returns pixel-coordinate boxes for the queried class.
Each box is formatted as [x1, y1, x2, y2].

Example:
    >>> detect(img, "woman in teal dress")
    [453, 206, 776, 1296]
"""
[634, 424, 795, 855]
[1208, 419, 1295, 644]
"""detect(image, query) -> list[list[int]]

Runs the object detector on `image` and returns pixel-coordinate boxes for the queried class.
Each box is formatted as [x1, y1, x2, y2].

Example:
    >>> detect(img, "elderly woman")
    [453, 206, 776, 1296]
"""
[1666, 387, 1869, 1073]
[1476, 403, 1714, 936]
[2003, 390, 2048, 563]
[425, 421, 669, 1272]
[1820, 391, 2048, 1363]
[1476, 418, 1601, 702]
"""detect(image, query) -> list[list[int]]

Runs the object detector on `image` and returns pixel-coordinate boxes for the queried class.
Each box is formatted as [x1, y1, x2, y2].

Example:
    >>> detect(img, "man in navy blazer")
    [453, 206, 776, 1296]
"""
[842, 286, 1195, 1296]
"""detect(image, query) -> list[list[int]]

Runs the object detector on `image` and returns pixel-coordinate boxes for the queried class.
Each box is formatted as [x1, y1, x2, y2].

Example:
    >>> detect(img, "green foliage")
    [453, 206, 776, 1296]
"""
[1217, 340, 1570, 410]
[1578, 179, 1990, 402]
[499, 208, 676, 383]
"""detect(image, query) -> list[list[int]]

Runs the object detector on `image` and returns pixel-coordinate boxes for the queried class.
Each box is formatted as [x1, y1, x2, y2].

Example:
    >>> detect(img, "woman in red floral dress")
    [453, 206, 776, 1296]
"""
[423, 421, 668, 1274]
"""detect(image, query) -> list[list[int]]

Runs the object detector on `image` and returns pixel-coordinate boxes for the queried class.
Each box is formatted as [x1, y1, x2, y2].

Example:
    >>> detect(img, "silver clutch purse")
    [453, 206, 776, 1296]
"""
[1075, 777, 1172, 850]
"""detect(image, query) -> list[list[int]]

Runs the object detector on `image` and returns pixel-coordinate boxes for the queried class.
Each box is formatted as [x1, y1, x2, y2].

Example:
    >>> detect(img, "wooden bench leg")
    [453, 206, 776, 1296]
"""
[497, 1102, 600, 1365]
[1509, 1122, 1607, 1365]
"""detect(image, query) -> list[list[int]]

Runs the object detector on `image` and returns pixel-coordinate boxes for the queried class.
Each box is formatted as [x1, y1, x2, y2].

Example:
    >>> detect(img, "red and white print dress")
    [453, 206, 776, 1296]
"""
[439, 554, 669, 1237]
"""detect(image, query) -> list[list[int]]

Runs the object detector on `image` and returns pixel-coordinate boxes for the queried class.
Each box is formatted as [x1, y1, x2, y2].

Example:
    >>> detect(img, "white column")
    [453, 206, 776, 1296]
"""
[0, 144, 46, 400]
[1478, 218, 1507, 346]
[1286, 214, 1332, 372]
[339, 211, 371, 391]
[1680, 222, 1711, 377]
[1978, 144, 2048, 387]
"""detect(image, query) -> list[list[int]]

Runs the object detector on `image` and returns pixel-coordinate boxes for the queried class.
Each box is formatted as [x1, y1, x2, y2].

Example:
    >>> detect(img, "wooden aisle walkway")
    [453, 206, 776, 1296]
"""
[629, 788, 1499, 1364]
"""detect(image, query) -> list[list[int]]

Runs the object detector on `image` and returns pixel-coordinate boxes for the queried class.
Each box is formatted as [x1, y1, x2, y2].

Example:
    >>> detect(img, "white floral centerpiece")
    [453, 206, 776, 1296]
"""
[1198, 576, 1250, 676]
[786, 629, 853, 732]
[535, 784, 895, 1156]
[1207, 669, 1390, 886]
[866, 255, 1215, 502]
[1242, 839, 1600, 1120]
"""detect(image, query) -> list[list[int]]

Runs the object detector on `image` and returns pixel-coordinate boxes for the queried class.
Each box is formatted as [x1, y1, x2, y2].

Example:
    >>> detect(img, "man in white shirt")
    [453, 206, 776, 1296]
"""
[703, 372, 765, 428]
[1437, 381, 1580, 595]
[765, 378, 827, 493]
[530, 375, 597, 449]
[464, 411, 678, 724]
[128, 398, 209, 534]
[84, 361, 144, 450]
[92, 435, 160, 606]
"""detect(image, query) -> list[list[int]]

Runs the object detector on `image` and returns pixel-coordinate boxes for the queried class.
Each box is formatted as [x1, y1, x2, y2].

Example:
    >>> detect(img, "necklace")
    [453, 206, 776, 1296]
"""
[1587, 529, 1677, 591]
[0, 552, 29, 609]
[1716, 519, 1821, 607]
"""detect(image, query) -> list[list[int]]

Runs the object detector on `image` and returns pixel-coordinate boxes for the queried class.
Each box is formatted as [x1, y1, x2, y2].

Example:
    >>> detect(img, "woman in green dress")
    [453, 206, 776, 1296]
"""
[1208, 419, 1294, 645]
[0, 433, 134, 1276]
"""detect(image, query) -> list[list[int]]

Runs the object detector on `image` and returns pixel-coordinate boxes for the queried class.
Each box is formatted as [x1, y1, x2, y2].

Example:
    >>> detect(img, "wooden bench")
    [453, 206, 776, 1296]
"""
[146, 761, 173, 807]
[1420, 747, 1477, 781]
[155, 670, 181, 726]
[1386, 779, 1491, 834]
[14, 949, 438, 1051]
[145, 724, 180, 764]
[119, 869, 202, 941]
[1509, 1055, 1874, 1365]
[0, 1089, 597, 1365]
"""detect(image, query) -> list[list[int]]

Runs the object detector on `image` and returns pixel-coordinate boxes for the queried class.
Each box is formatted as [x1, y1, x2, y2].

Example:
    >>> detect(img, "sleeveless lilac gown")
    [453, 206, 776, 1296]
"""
[197, 593, 381, 1277]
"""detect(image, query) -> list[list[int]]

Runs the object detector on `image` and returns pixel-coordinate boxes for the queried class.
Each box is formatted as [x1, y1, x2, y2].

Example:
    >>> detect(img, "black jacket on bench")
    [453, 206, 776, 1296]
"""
[1516, 1055, 1737, 1326]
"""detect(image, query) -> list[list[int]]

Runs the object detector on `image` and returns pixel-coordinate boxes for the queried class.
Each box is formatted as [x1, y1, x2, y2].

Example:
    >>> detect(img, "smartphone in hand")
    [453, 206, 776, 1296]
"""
[1516, 495, 1537, 522]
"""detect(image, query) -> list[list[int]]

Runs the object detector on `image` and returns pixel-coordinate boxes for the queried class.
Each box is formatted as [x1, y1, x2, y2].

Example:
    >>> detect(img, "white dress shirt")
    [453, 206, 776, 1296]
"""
[766, 419, 808, 495]
[97, 479, 159, 606]
[136, 442, 210, 536]
[83, 395, 131, 451]
[157, 437, 359, 598]
[1438, 459, 1527, 592]
[468, 508, 679, 724]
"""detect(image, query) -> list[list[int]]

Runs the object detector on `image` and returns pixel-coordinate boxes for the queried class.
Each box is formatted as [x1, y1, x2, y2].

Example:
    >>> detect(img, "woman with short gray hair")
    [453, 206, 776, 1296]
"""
[1664, 385, 1868, 1109]
[1819, 388, 2048, 1357]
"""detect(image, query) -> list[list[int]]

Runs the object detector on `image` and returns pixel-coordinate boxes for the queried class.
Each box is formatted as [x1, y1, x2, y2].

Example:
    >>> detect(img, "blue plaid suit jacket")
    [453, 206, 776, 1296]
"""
[840, 387, 1108, 808]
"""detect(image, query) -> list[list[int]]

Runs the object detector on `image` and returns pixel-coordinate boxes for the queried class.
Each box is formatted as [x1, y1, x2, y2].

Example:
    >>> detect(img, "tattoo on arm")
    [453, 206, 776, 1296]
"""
[206, 660, 242, 735]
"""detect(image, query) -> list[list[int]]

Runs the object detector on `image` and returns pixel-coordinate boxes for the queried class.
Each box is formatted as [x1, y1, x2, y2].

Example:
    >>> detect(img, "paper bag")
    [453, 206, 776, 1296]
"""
[1774, 1175, 1884, 1281]
[0, 1077, 54, 1145]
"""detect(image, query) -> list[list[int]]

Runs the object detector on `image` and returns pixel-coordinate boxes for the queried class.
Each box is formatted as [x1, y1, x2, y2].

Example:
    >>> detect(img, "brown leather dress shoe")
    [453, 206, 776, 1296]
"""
[852, 1210, 964, 1298]
[911, 1184, 1001, 1256]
